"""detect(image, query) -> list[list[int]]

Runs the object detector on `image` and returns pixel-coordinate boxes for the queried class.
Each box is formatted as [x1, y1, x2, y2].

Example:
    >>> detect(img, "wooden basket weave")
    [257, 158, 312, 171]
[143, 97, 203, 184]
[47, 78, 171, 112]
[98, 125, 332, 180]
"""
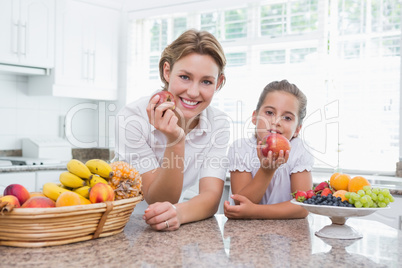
[0, 195, 142, 248]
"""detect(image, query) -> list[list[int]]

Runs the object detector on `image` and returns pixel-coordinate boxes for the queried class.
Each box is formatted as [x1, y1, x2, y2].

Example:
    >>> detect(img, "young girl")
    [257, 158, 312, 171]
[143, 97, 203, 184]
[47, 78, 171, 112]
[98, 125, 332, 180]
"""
[224, 80, 313, 219]
[116, 29, 230, 230]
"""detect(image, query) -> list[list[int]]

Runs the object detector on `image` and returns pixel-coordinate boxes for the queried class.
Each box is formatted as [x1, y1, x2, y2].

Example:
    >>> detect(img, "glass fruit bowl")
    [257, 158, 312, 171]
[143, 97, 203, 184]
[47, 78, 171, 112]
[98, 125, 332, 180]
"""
[291, 199, 389, 239]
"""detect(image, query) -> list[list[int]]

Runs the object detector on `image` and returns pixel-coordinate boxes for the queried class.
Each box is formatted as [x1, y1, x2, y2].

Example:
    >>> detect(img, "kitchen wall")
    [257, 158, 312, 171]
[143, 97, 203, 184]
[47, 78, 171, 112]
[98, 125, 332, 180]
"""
[0, 73, 116, 151]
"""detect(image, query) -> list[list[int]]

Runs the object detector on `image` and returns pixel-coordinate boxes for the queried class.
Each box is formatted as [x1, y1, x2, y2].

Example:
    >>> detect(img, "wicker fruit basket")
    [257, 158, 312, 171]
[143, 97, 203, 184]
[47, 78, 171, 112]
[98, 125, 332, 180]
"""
[0, 195, 142, 248]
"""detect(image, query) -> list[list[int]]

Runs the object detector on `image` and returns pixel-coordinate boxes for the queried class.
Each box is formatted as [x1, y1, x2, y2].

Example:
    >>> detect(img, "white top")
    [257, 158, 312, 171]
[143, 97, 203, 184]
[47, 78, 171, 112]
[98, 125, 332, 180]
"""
[115, 96, 231, 195]
[228, 136, 314, 204]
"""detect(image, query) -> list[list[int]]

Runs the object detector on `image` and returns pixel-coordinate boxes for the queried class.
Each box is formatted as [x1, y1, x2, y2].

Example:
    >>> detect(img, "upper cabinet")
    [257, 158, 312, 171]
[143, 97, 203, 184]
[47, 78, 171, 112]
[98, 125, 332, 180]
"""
[29, 0, 120, 100]
[0, 0, 54, 69]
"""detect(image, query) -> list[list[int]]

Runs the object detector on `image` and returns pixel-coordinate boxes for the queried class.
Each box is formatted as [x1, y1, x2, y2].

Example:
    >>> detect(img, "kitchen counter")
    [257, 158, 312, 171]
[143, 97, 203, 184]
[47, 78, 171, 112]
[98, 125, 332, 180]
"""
[0, 214, 401, 267]
[0, 164, 67, 173]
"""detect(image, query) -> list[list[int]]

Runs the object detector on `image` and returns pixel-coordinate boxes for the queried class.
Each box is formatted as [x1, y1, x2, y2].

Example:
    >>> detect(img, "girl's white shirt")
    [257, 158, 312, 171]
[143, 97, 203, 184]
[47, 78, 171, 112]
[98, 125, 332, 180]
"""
[228, 136, 314, 205]
[115, 96, 230, 198]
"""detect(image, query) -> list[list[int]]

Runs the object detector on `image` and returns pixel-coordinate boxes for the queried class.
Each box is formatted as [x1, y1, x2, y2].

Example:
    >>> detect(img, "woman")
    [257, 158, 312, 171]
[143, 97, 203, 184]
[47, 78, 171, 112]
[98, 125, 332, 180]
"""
[116, 29, 229, 231]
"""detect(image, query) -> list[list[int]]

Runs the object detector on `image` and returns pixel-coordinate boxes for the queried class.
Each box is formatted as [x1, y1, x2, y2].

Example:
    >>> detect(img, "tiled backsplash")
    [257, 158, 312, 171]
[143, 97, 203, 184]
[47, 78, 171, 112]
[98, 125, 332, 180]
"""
[0, 73, 116, 150]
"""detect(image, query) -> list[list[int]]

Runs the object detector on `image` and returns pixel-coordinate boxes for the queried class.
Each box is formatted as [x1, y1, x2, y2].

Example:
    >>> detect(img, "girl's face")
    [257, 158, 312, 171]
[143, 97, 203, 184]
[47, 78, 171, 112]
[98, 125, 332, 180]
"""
[252, 91, 302, 142]
[163, 53, 223, 124]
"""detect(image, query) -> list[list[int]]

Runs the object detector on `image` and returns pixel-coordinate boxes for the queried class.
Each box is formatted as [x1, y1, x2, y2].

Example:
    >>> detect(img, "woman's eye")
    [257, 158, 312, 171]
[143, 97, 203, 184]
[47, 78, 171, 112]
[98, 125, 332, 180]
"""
[180, 75, 189, 80]
[202, 80, 212, 85]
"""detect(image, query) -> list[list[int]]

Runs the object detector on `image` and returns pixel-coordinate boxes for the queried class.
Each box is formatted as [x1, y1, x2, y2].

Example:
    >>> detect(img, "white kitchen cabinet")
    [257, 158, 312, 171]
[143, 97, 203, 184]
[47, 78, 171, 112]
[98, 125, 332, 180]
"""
[29, 0, 120, 100]
[35, 170, 63, 192]
[0, 0, 54, 68]
[0, 172, 36, 193]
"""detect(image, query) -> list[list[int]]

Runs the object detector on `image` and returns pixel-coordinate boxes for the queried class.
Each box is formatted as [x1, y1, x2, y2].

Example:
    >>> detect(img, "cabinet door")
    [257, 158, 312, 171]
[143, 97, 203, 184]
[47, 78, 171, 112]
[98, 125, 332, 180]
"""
[54, 0, 88, 87]
[91, 6, 119, 92]
[0, 173, 36, 193]
[0, 0, 20, 64]
[36, 171, 63, 192]
[19, 0, 55, 68]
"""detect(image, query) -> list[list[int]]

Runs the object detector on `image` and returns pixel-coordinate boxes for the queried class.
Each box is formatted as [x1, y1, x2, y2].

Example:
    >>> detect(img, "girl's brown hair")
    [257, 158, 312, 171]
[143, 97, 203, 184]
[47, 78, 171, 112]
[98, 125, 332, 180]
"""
[159, 29, 226, 91]
[256, 80, 307, 126]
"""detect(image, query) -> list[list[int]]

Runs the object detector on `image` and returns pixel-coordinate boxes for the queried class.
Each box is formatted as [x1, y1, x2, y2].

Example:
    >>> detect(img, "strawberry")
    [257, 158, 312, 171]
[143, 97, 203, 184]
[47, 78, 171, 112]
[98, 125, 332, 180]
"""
[314, 181, 329, 194]
[306, 189, 315, 199]
[321, 187, 333, 197]
[292, 190, 307, 202]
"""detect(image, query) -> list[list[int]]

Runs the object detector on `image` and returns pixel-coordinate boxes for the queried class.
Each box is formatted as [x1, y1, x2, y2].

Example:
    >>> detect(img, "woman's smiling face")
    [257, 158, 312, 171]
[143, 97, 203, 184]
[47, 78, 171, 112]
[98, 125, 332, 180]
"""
[163, 53, 223, 124]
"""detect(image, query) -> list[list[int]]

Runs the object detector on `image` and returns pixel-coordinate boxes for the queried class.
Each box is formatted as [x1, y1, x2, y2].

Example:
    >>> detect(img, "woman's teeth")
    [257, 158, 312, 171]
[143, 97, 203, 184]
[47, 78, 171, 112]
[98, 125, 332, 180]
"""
[182, 99, 198, 106]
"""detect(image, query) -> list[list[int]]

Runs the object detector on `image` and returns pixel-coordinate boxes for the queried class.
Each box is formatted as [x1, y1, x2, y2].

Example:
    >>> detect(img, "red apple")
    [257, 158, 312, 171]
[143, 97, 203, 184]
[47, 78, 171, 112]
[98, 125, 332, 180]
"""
[89, 183, 115, 203]
[22, 196, 56, 208]
[260, 133, 291, 159]
[151, 91, 176, 110]
[0, 195, 21, 208]
[4, 184, 30, 205]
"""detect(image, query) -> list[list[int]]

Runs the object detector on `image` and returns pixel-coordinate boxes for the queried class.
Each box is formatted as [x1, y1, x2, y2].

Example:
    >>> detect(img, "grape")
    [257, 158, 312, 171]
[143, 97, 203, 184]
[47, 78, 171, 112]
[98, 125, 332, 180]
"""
[345, 192, 351, 199]
[358, 190, 365, 196]
[381, 189, 390, 197]
[389, 195, 395, 202]
[352, 193, 360, 201]
[360, 196, 368, 203]
[384, 197, 390, 205]
[365, 189, 372, 195]
[378, 194, 385, 201]
[355, 201, 363, 208]
[378, 202, 387, 208]
[363, 186, 371, 192]
[371, 193, 377, 201]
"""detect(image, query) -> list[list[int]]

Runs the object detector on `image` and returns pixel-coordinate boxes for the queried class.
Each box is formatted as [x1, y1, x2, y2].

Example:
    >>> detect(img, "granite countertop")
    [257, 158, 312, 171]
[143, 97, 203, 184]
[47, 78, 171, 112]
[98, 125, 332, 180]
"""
[0, 214, 401, 267]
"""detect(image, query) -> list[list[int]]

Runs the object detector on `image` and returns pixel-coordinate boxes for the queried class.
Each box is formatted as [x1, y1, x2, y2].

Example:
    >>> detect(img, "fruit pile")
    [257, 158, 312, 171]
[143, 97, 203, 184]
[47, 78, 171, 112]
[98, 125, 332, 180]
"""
[0, 159, 142, 211]
[292, 172, 395, 208]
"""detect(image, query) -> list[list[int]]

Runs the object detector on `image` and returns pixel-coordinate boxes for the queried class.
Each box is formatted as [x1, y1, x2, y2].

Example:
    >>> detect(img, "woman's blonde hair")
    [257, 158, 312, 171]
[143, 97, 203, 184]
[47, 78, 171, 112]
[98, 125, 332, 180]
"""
[159, 29, 226, 91]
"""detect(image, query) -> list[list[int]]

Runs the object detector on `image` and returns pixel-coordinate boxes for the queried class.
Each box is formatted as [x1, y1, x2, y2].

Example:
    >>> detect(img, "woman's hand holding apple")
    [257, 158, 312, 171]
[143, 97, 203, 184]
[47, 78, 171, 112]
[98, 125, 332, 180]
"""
[147, 92, 184, 143]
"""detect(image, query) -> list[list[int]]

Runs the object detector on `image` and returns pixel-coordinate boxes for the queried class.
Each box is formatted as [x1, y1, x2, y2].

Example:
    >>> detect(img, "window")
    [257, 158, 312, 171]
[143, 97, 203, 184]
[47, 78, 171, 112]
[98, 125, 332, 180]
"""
[127, 0, 401, 174]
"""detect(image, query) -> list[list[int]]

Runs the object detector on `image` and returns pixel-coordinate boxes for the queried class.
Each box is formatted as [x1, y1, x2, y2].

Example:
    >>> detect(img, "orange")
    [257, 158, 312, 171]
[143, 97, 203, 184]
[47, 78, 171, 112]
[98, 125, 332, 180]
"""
[348, 176, 371, 193]
[330, 173, 351, 191]
[55, 191, 82, 207]
[333, 190, 348, 202]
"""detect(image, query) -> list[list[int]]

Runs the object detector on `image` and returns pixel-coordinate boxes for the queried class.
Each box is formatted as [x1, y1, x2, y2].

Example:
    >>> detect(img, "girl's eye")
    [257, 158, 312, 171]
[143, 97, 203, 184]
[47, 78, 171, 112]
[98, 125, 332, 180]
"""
[265, 111, 274, 116]
[283, 116, 293, 121]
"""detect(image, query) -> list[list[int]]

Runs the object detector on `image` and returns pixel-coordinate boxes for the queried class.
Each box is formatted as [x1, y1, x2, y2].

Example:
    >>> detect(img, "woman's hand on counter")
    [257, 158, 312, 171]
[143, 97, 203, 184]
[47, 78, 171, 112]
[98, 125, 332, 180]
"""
[143, 202, 180, 231]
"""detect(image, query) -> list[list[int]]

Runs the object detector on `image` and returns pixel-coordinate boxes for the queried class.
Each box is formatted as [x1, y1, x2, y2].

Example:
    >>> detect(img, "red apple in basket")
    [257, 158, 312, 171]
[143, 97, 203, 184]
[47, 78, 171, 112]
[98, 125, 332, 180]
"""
[3, 184, 30, 205]
[0, 195, 21, 208]
[151, 91, 176, 110]
[22, 196, 56, 208]
[261, 133, 291, 159]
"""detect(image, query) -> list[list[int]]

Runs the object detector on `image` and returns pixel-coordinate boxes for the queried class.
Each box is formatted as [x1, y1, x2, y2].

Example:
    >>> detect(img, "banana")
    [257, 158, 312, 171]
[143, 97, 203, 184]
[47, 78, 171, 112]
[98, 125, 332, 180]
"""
[42, 182, 92, 204]
[67, 159, 93, 179]
[85, 159, 114, 179]
[59, 172, 87, 188]
[89, 175, 109, 187]
[43, 182, 70, 201]
[73, 186, 91, 199]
